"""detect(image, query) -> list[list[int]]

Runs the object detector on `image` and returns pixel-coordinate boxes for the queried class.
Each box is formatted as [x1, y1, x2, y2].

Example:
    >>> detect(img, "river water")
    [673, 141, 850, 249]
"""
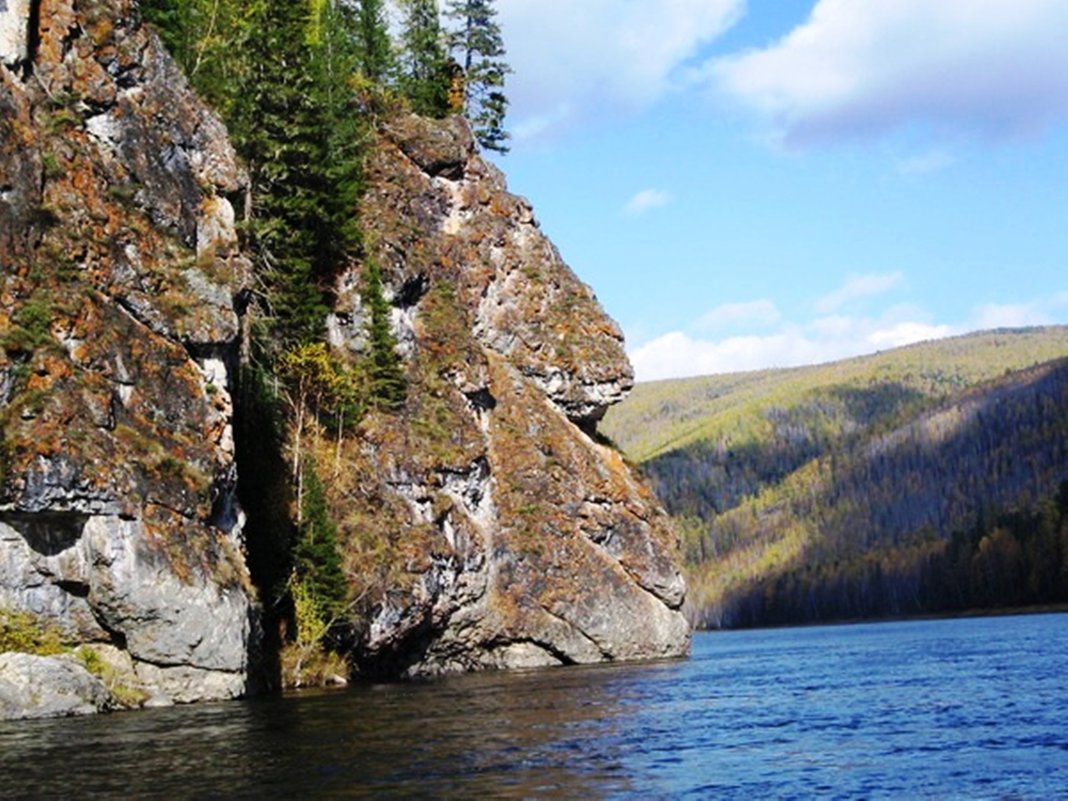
[3, 613, 1067, 799]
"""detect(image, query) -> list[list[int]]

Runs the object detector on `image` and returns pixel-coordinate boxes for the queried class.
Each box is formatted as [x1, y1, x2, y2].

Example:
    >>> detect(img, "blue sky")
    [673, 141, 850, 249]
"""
[486, 0, 1068, 381]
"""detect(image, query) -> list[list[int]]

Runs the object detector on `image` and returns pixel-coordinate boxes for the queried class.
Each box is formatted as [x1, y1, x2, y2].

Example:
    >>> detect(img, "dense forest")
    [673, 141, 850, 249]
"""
[725, 485, 1068, 628]
[602, 329, 1068, 628]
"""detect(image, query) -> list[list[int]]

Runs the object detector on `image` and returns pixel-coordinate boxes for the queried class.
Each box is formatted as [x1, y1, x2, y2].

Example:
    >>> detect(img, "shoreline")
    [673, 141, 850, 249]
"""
[695, 603, 1068, 633]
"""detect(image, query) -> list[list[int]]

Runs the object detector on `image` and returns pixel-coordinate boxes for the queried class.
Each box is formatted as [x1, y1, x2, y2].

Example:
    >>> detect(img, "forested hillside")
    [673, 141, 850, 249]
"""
[602, 328, 1068, 628]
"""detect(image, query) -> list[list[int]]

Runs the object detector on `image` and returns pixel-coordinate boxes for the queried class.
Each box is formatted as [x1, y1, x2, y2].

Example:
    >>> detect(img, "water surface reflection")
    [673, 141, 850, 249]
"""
[2, 657, 688, 799]
[5, 617, 1068, 798]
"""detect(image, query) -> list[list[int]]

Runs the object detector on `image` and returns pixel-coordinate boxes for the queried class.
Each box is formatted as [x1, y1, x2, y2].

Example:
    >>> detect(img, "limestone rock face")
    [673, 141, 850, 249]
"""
[365, 114, 636, 429]
[0, 652, 109, 719]
[0, 0, 253, 712]
[330, 115, 689, 676]
[0, 0, 30, 68]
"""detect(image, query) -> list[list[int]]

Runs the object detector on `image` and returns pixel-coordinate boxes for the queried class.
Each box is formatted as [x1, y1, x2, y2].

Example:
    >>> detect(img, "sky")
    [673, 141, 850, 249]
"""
[485, 0, 1068, 382]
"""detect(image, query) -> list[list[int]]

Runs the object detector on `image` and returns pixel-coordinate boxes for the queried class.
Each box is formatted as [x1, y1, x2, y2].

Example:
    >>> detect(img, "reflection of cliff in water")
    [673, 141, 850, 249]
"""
[0, 656, 694, 797]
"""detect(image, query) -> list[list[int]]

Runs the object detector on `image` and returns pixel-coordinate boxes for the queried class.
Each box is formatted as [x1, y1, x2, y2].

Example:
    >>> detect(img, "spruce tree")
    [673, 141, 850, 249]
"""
[354, 0, 395, 84]
[230, 0, 362, 352]
[399, 0, 452, 117]
[295, 460, 348, 621]
[445, 0, 510, 152]
[312, 1, 367, 266]
[364, 259, 407, 409]
[140, 0, 252, 114]
[140, 0, 192, 65]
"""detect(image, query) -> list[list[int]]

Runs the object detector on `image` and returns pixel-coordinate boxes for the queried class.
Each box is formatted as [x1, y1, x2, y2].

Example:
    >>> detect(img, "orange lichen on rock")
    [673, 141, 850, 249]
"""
[324, 114, 689, 677]
[1, 0, 253, 710]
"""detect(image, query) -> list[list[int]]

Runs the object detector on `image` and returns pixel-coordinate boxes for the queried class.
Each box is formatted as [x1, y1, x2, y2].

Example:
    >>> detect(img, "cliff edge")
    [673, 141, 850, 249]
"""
[326, 115, 689, 676]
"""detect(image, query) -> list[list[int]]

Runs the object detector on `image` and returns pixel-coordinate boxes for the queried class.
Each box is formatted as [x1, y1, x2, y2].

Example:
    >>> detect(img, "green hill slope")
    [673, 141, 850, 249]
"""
[602, 327, 1068, 627]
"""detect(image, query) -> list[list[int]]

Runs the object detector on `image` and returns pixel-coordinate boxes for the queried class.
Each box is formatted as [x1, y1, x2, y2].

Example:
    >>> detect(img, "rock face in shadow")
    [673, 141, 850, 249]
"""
[327, 114, 690, 676]
[0, 0, 253, 712]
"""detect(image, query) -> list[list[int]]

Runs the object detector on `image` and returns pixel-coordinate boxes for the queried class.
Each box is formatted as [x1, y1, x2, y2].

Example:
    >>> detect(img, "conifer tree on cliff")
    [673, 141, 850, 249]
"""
[445, 0, 510, 152]
[140, 0, 250, 113]
[231, 1, 329, 349]
[354, 0, 395, 83]
[399, 0, 452, 117]
[364, 259, 408, 409]
[229, 0, 364, 351]
[140, 0, 191, 65]
[295, 460, 348, 621]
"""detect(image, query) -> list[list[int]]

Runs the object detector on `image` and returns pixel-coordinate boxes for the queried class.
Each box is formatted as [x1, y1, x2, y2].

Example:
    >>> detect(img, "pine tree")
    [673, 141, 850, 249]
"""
[364, 259, 407, 409]
[445, 0, 510, 152]
[295, 460, 348, 621]
[399, 0, 452, 117]
[354, 0, 395, 83]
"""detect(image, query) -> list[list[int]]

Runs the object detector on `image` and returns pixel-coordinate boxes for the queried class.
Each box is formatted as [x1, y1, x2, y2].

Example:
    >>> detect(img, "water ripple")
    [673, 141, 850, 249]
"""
[2, 613, 1068, 798]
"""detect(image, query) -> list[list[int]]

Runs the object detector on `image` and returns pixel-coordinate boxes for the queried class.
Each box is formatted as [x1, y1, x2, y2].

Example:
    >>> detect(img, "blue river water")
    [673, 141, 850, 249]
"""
[2, 613, 1068, 798]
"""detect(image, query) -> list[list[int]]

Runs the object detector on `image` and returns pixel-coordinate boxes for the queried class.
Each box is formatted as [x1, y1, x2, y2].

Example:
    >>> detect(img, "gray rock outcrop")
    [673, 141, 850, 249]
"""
[0, 652, 109, 719]
[0, 0, 29, 68]
[324, 114, 690, 677]
[0, 0, 254, 715]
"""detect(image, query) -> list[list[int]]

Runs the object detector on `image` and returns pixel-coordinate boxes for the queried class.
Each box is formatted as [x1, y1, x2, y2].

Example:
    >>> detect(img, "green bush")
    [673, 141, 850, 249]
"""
[0, 609, 67, 656]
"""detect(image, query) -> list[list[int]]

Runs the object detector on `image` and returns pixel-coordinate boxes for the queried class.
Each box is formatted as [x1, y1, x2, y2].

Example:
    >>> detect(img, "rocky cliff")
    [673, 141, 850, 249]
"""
[0, 0, 688, 717]
[325, 115, 688, 676]
[0, 0, 253, 716]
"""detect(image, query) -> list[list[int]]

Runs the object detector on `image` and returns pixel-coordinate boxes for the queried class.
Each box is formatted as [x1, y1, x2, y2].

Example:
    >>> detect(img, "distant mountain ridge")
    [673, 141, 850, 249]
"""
[602, 327, 1068, 628]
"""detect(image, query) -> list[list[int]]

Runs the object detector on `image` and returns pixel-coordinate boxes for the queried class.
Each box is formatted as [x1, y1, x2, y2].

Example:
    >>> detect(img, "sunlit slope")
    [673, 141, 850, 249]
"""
[602, 327, 1068, 628]
[604, 327, 1068, 463]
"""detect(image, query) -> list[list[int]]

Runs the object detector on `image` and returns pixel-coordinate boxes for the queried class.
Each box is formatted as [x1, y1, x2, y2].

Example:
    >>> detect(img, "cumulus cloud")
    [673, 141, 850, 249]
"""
[628, 287, 1068, 381]
[896, 149, 958, 176]
[623, 188, 673, 215]
[866, 321, 954, 349]
[972, 293, 1068, 329]
[497, 0, 743, 140]
[630, 329, 841, 381]
[629, 301, 959, 381]
[706, 0, 1068, 146]
[815, 272, 904, 313]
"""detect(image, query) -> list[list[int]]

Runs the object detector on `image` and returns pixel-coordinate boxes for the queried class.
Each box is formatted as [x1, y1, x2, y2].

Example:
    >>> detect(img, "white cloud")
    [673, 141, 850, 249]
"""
[629, 286, 1068, 381]
[509, 104, 573, 141]
[623, 188, 673, 215]
[971, 294, 1068, 329]
[815, 272, 904, 313]
[692, 299, 781, 332]
[973, 303, 1049, 330]
[498, 0, 743, 140]
[707, 0, 1068, 146]
[630, 330, 836, 382]
[629, 304, 956, 381]
[809, 314, 855, 337]
[865, 321, 954, 349]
